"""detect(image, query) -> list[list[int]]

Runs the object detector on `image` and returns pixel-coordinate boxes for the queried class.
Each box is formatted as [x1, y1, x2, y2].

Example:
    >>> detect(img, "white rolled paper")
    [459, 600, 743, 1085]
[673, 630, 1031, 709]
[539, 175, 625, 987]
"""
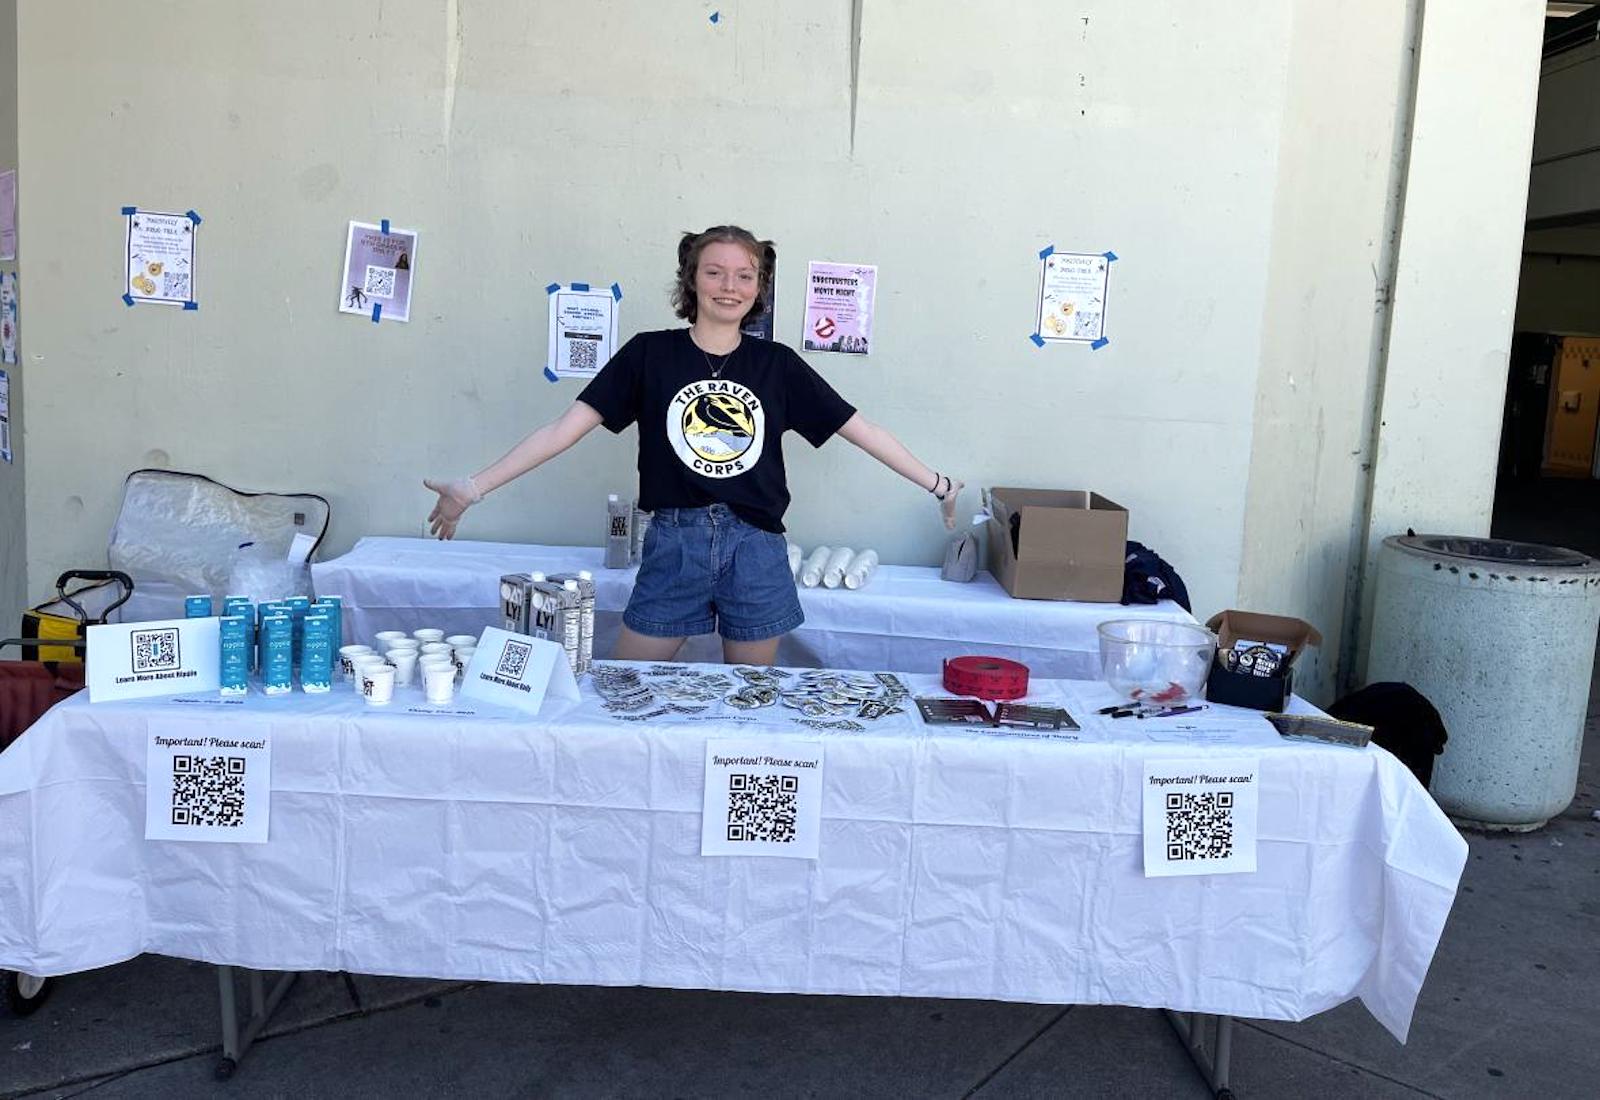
[843, 549, 879, 590]
[787, 542, 803, 578]
[822, 546, 855, 589]
[800, 546, 831, 588]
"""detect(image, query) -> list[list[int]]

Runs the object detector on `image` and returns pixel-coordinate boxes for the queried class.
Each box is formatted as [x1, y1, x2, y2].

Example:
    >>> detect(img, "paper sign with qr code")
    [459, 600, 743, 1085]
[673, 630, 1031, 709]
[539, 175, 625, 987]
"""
[145, 728, 271, 843]
[1142, 758, 1259, 877]
[701, 739, 824, 859]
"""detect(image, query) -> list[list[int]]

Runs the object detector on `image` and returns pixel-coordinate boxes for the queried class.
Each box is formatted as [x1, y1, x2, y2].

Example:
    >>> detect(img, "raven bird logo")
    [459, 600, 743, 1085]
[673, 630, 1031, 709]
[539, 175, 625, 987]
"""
[681, 393, 755, 464]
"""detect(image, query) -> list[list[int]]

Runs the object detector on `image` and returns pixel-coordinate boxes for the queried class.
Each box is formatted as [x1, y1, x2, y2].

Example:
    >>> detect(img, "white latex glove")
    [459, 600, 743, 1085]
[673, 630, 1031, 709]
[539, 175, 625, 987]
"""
[935, 476, 965, 531]
[423, 476, 483, 540]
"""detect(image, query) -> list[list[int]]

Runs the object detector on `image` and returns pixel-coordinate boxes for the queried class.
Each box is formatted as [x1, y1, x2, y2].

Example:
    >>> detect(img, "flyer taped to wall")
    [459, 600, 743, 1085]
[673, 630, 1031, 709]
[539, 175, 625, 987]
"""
[803, 261, 876, 355]
[124, 209, 197, 307]
[1, 272, 17, 365]
[340, 220, 417, 322]
[0, 169, 15, 261]
[546, 284, 619, 379]
[1036, 251, 1110, 343]
[0, 369, 11, 464]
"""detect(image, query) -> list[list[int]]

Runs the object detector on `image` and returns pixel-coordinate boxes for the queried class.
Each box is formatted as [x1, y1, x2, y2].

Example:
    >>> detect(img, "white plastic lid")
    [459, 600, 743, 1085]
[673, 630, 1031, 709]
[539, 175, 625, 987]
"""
[530, 572, 546, 581]
[563, 579, 578, 591]
[608, 494, 619, 503]
[578, 569, 593, 580]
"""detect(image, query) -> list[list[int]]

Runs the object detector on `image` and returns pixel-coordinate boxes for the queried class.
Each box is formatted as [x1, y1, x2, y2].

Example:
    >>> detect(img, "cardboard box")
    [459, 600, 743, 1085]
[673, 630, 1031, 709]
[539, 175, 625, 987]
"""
[986, 488, 1128, 602]
[1204, 610, 1323, 710]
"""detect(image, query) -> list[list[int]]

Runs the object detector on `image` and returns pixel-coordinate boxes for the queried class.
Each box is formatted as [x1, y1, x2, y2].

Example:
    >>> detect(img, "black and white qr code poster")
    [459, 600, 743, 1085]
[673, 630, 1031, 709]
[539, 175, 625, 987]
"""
[1141, 758, 1259, 877]
[145, 730, 271, 844]
[701, 739, 823, 860]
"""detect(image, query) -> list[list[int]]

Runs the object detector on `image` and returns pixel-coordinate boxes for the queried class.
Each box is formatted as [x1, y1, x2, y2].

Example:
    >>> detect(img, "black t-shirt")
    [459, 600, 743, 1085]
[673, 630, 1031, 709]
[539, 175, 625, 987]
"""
[577, 329, 856, 533]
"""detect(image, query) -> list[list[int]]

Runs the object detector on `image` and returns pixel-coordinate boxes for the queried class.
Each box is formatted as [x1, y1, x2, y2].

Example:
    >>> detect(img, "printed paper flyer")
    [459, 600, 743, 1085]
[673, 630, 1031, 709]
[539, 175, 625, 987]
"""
[803, 261, 876, 355]
[1036, 251, 1110, 343]
[339, 220, 417, 322]
[125, 210, 197, 306]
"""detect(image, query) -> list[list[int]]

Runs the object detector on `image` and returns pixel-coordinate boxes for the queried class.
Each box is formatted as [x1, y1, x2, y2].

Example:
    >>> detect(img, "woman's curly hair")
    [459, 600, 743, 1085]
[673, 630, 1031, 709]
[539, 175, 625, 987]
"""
[671, 225, 776, 325]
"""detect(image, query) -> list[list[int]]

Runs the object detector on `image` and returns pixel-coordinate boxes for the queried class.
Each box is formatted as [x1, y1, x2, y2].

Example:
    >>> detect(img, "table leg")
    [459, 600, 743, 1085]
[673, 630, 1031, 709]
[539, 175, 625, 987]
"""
[1163, 1009, 1236, 1099]
[213, 965, 299, 1081]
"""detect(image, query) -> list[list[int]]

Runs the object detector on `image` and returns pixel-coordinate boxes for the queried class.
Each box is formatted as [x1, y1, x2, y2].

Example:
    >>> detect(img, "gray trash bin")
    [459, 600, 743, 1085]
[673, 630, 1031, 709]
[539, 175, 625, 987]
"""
[1367, 535, 1600, 831]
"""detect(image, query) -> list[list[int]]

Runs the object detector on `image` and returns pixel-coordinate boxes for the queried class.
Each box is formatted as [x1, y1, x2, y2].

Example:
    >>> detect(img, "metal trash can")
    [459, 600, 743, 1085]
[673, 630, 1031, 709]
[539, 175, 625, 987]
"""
[1367, 535, 1600, 831]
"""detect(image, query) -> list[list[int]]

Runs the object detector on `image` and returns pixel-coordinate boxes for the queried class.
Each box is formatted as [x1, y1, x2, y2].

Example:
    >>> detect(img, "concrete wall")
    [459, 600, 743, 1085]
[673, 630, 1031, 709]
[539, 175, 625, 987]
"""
[10, 1, 1546, 696]
[0, 0, 21, 649]
[17, 0, 1289, 622]
[1237, 0, 1416, 702]
[1355, 0, 1546, 679]
[1527, 39, 1600, 225]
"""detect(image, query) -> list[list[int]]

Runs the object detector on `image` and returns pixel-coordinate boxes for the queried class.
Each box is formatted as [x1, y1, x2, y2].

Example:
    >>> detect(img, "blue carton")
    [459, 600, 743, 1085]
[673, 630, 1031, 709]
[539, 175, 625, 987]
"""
[220, 615, 250, 696]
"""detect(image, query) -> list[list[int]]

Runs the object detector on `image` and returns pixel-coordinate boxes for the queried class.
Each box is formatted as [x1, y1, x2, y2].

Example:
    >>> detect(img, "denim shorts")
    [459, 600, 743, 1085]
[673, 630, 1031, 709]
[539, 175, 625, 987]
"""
[623, 504, 804, 642]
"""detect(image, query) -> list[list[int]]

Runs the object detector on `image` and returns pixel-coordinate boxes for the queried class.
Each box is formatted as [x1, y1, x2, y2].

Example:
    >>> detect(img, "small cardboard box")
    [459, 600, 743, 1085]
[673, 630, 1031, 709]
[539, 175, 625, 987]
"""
[986, 488, 1128, 602]
[1204, 610, 1323, 710]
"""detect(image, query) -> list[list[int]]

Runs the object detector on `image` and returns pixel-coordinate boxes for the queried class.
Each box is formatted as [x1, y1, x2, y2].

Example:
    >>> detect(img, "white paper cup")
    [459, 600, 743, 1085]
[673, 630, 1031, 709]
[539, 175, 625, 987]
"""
[385, 637, 421, 652]
[423, 663, 456, 704]
[387, 648, 419, 686]
[374, 630, 409, 651]
[445, 634, 479, 649]
[420, 642, 452, 659]
[339, 644, 374, 681]
[412, 628, 446, 644]
[452, 647, 477, 683]
[362, 663, 396, 705]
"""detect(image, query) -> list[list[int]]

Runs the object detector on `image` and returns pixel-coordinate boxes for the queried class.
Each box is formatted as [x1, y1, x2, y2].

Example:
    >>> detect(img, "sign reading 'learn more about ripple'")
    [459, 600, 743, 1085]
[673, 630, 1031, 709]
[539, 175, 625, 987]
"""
[87, 617, 221, 703]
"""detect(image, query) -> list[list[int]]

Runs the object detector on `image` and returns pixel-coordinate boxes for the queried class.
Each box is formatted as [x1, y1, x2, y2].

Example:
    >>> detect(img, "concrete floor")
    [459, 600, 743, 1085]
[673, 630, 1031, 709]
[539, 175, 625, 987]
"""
[1, 484, 1595, 1098]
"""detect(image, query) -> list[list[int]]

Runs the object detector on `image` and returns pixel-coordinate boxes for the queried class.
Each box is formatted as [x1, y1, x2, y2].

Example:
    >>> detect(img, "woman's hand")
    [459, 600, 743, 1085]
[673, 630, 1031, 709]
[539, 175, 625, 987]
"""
[934, 476, 964, 531]
[423, 476, 483, 540]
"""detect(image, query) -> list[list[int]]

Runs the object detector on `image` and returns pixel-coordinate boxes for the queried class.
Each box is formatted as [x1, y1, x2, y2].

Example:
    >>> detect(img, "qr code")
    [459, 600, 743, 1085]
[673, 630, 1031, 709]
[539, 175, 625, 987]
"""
[170, 755, 247, 828]
[566, 335, 600, 373]
[1074, 310, 1102, 338]
[726, 773, 798, 843]
[131, 628, 180, 672]
[163, 272, 191, 300]
[1165, 791, 1234, 861]
[364, 264, 397, 299]
[496, 640, 531, 680]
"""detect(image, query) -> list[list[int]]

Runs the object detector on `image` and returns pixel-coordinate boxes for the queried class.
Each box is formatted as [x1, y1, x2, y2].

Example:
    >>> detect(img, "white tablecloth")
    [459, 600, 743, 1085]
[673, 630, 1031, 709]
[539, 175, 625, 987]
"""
[0, 671, 1465, 1042]
[311, 537, 1196, 677]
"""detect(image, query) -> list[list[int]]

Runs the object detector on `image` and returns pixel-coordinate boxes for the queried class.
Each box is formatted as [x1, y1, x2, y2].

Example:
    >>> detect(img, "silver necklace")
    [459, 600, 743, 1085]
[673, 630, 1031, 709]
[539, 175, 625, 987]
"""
[695, 335, 739, 379]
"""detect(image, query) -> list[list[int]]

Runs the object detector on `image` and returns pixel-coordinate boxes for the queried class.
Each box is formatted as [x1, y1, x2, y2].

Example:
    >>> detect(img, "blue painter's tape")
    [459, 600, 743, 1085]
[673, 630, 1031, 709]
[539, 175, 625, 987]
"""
[571, 281, 590, 292]
[1103, 250, 1118, 262]
[183, 300, 199, 311]
[543, 366, 560, 383]
[186, 209, 202, 226]
[122, 293, 135, 307]
[709, 11, 720, 23]
[371, 302, 383, 323]
[1038, 244, 1055, 260]
[611, 282, 623, 301]
[1029, 332, 1045, 348]
[545, 282, 561, 295]
[1091, 337, 1110, 350]
[380, 218, 390, 235]
[120, 205, 137, 217]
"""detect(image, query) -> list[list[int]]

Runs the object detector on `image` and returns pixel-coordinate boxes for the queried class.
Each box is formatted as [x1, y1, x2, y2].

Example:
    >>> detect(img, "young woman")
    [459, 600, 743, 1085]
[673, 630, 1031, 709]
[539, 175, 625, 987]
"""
[425, 225, 963, 665]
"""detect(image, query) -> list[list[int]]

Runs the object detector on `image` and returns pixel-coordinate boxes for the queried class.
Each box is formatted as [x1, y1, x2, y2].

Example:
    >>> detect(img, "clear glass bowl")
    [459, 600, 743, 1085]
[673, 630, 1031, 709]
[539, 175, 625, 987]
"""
[1097, 619, 1217, 704]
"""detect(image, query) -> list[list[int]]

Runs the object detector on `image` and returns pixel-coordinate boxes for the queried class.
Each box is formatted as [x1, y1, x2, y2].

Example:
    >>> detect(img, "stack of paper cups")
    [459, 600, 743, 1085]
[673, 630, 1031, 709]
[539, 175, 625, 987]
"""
[843, 549, 879, 590]
[800, 546, 831, 589]
[822, 546, 854, 589]
[787, 543, 803, 579]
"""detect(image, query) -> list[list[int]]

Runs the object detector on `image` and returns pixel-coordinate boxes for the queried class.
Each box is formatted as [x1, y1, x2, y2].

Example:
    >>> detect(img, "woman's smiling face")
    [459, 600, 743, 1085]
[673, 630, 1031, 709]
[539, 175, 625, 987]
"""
[694, 241, 760, 324]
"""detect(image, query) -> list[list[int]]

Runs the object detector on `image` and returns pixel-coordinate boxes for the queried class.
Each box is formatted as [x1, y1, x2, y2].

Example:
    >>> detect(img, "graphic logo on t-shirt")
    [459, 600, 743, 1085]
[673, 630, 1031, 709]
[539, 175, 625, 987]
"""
[666, 378, 766, 479]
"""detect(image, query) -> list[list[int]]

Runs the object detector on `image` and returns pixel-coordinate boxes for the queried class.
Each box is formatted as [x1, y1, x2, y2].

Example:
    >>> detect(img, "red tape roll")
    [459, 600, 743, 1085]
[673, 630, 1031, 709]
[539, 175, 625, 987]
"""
[942, 655, 1030, 701]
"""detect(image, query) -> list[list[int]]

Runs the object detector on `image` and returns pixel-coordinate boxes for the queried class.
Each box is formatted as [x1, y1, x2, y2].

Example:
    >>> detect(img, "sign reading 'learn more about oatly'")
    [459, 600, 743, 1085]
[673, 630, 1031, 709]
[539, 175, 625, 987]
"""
[87, 617, 221, 703]
[458, 627, 582, 716]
